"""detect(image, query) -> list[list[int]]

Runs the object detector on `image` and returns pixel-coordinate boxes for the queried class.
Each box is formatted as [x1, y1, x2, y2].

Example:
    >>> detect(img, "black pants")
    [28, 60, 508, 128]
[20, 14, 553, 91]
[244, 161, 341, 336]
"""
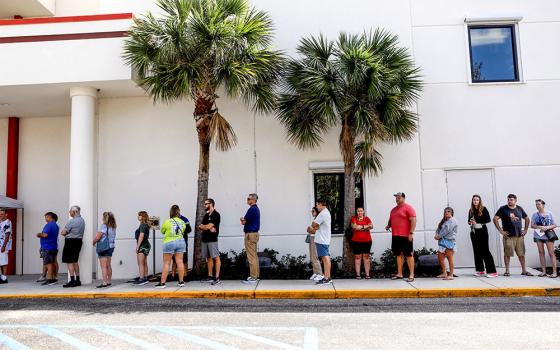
[470, 227, 497, 274]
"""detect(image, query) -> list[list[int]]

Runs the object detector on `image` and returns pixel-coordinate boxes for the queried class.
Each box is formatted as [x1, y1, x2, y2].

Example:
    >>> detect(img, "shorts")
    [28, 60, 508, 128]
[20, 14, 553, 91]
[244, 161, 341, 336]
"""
[62, 238, 83, 263]
[163, 238, 186, 254]
[351, 240, 372, 255]
[315, 243, 330, 258]
[503, 236, 525, 257]
[40, 249, 58, 265]
[137, 241, 151, 256]
[97, 248, 114, 258]
[201, 241, 220, 259]
[392, 236, 413, 257]
[0, 251, 8, 266]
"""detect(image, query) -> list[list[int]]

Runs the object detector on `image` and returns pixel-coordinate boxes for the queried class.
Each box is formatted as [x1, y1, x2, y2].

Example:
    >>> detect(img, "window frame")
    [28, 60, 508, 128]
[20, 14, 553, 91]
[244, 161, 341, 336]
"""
[466, 23, 521, 84]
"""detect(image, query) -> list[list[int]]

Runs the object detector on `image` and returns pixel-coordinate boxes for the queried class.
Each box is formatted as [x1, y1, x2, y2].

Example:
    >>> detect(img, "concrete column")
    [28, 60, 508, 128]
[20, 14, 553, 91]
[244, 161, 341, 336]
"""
[69, 87, 97, 285]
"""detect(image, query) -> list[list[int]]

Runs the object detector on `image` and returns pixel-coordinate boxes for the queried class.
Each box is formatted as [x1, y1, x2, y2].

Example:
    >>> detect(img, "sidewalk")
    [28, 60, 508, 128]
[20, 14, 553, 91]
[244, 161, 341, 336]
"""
[1, 267, 559, 299]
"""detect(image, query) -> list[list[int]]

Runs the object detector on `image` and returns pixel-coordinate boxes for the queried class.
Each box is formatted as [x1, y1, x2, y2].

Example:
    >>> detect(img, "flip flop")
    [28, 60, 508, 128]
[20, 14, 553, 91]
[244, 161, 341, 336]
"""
[405, 277, 415, 282]
[521, 271, 534, 276]
[365, 276, 371, 280]
[538, 272, 547, 277]
[503, 272, 510, 277]
[355, 276, 362, 280]
[391, 275, 403, 280]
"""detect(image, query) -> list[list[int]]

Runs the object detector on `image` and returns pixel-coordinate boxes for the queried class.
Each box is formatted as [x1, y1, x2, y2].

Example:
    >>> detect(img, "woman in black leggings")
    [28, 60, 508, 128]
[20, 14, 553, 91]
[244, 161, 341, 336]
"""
[468, 195, 498, 278]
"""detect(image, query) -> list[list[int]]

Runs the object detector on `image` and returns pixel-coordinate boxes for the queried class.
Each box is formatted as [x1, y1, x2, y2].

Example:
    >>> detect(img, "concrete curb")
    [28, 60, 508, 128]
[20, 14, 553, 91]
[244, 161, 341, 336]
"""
[0, 287, 559, 299]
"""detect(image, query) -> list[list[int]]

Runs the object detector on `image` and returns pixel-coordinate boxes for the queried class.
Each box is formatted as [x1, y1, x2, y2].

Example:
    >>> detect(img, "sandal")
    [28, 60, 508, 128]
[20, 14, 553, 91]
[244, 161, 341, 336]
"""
[355, 276, 362, 280]
[521, 271, 534, 276]
[391, 275, 403, 280]
[365, 276, 371, 280]
[443, 276, 454, 280]
[550, 274, 558, 279]
[405, 277, 415, 282]
[503, 272, 510, 277]
[436, 274, 447, 278]
[538, 272, 547, 277]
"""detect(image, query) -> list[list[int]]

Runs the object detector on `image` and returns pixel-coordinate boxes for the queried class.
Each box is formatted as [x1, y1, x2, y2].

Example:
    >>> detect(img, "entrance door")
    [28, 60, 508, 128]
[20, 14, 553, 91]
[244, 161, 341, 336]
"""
[445, 169, 500, 267]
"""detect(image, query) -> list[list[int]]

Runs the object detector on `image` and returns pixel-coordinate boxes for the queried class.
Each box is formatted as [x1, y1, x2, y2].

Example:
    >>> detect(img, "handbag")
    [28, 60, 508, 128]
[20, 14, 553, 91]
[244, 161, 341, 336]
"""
[96, 227, 111, 254]
[545, 229, 559, 241]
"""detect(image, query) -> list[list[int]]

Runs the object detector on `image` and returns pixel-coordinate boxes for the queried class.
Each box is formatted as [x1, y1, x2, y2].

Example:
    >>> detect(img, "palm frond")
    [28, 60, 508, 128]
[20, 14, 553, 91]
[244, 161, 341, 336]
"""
[355, 138, 384, 176]
[207, 111, 238, 151]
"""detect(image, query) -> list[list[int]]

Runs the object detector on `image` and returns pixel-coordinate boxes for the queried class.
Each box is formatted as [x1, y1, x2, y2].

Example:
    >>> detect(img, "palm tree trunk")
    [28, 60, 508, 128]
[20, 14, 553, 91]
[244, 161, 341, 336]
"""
[340, 124, 355, 274]
[192, 93, 214, 276]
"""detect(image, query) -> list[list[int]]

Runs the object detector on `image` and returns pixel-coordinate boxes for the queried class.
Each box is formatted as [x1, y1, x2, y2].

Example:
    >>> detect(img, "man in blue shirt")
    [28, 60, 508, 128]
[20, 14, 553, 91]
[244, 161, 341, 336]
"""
[240, 193, 260, 284]
[36, 212, 59, 285]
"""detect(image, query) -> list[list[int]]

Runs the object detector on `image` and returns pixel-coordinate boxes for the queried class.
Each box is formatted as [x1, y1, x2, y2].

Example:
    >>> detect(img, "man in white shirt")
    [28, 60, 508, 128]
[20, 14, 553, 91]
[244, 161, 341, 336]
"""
[307, 199, 332, 285]
[0, 208, 13, 284]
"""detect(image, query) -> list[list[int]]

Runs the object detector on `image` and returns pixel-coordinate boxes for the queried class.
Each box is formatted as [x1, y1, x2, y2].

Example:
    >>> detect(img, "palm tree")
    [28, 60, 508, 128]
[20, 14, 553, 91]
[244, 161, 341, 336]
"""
[276, 30, 422, 273]
[123, 0, 284, 274]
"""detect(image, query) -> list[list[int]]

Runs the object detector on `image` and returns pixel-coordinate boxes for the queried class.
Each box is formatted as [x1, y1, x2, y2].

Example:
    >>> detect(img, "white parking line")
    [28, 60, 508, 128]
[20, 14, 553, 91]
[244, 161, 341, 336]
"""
[95, 326, 166, 350]
[0, 332, 31, 350]
[37, 326, 98, 350]
[154, 326, 240, 350]
[218, 327, 302, 350]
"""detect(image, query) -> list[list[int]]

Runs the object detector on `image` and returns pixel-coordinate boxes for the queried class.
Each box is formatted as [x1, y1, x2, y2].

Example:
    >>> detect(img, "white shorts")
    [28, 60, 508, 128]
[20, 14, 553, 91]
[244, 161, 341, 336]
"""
[0, 251, 8, 266]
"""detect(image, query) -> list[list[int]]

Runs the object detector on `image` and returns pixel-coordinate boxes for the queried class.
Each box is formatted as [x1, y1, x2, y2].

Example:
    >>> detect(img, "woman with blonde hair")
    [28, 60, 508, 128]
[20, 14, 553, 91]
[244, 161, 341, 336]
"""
[94, 212, 117, 288]
[468, 195, 497, 278]
[133, 211, 151, 286]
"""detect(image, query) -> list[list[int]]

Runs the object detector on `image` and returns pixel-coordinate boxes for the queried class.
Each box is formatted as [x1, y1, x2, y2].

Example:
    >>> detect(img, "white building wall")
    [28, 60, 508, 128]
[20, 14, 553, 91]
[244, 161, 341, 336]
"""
[4, 0, 560, 276]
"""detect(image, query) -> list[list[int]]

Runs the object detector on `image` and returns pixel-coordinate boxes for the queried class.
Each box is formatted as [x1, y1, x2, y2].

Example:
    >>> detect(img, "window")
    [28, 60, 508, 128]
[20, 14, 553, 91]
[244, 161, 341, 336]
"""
[468, 25, 519, 83]
[313, 173, 364, 234]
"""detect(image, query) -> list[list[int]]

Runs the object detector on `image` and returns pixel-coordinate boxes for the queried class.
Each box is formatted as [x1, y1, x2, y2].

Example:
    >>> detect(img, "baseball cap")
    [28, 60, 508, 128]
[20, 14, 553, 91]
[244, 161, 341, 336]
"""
[393, 192, 406, 198]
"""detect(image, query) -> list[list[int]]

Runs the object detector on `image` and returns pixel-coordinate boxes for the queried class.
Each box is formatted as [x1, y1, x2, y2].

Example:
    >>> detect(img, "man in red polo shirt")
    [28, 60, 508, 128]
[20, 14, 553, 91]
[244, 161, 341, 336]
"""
[385, 192, 417, 282]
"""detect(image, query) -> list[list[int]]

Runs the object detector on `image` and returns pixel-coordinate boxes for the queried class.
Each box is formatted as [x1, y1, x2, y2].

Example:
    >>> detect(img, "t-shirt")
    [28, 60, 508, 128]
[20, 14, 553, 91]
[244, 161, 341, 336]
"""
[64, 216, 85, 239]
[495, 205, 527, 237]
[161, 217, 186, 243]
[436, 217, 458, 242]
[313, 208, 332, 245]
[531, 211, 555, 239]
[202, 210, 221, 243]
[100, 224, 117, 249]
[0, 219, 12, 251]
[135, 223, 150, 244]
[243, 205, 260, 233]
[351, 216, 372, 242]
[41, 221, 59, 251]
[389, 203, 416, 237]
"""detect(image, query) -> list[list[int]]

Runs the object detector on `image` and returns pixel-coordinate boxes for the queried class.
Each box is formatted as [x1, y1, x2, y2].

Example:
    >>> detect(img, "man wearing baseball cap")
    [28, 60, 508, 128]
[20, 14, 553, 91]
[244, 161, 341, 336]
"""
[385, 192, 417, 282]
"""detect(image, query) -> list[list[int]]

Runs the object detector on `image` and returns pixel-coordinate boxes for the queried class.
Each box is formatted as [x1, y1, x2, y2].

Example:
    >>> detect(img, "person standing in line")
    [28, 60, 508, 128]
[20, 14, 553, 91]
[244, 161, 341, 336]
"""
[308, 199, 332, 285]
[198, 198, 222, 285]
[350, 207, 373, 279]
[468, 195, 498, 278]
[531, 199, 558, 278]
[241, 193, 260, 284]
[0, 209, 13, 284]
[93, 212, 117, 288]
[156, 205, 187, 289]
[171, 205, 191, 281]
[493, 194, 533, 277]
[133, 211, 151, 286]
[60, 206, 85, 288]
[36, 212, 60, 286]
[435, 207, 458, 280]
[307, 207, 323, 282]
[385, 192, 416, 282]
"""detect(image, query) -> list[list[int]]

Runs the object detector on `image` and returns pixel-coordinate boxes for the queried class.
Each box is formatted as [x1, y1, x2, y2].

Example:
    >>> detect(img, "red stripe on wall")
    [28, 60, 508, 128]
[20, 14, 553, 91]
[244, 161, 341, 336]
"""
[0, 31, 128, 44]
[6, 117, 19, 275]
[0, 13, 133, 26]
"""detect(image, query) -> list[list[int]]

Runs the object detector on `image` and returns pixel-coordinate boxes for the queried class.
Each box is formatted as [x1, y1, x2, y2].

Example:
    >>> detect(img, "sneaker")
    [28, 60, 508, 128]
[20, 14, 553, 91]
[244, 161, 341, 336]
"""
[178, 281, 185, 288]
[96, 284, 110, 289]
[309, 273, 318, 280]
[36, 276, 47, 283]
[133, 279, 149, 286]
[0, 278, 8, 284]
[155, 282, 167, 289]
[316, 278, 332, 285]
[211, 278, 221, 285]
[486, 273, 498, 278]
[42, 279, 56, 286]
[313, 274, 324, 282]
[62, 280, 76, 288]
[474, 271, 485, 277]
[200, 276, 214, 283]
[127, 276, 141, 283]
[242, 277, 259, 284]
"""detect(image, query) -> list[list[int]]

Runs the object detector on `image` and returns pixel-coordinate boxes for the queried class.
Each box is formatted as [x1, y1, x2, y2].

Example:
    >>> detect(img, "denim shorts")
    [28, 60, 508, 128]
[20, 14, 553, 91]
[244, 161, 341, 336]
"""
[315, 243, 330, 257]
[98, 247, 114, 258]
[163, 238, 186, 254]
